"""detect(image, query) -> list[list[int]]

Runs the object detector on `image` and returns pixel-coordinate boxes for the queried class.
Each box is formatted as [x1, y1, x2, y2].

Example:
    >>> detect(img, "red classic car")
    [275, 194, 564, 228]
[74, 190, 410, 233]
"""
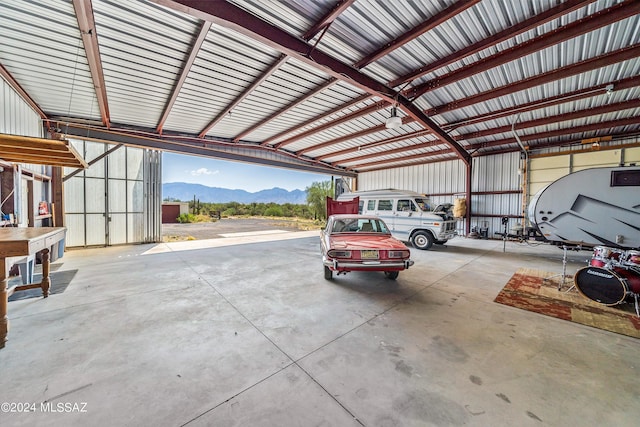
[321, 214, 415, 280]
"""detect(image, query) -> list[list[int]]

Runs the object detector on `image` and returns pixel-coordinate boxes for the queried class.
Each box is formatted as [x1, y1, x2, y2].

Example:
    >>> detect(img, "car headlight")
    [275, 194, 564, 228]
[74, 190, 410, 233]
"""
[328, 250, 352, 258]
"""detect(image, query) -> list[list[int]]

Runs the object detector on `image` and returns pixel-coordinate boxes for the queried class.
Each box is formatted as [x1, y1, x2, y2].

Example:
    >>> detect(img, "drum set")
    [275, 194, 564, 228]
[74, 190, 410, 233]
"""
[574, 246, 640, 315]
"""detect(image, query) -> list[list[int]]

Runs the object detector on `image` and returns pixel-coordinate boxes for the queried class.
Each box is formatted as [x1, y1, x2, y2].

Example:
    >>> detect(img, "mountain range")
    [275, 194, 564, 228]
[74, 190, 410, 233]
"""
[163, 182, 308, 204]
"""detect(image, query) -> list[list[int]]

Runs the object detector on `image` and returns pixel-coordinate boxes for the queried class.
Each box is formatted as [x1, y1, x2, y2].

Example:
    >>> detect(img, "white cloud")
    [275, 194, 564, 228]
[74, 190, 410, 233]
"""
[190, 168, 219, 176]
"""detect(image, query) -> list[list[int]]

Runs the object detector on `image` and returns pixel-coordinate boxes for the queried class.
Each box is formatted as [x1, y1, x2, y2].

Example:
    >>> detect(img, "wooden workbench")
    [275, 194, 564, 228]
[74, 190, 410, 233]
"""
[0, 227, 66, 349]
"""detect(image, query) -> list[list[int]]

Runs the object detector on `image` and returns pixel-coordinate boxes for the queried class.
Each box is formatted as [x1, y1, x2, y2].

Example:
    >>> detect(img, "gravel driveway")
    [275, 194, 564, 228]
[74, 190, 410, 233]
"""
[162, 217, 319, 241]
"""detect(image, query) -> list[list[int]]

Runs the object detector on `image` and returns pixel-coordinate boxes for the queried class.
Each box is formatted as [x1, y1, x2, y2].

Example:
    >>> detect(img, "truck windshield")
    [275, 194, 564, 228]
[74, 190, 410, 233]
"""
[415, 197, 432, 212]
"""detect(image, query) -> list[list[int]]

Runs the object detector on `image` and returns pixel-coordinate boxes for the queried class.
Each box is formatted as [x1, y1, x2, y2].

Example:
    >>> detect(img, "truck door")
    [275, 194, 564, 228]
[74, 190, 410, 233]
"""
[393, 199, 417, 241]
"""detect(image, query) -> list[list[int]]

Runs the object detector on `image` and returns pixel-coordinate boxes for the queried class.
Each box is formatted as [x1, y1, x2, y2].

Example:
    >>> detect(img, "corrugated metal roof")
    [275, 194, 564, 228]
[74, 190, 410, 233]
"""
[1, 0, 639, 174]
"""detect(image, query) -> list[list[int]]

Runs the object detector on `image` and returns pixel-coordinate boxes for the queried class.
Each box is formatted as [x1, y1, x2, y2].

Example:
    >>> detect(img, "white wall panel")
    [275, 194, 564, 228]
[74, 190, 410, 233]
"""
[64, 142, 161, 247]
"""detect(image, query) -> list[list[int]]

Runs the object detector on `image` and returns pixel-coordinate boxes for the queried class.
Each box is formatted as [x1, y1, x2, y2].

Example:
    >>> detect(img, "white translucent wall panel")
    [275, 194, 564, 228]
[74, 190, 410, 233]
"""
[85, 178, 106, 213]
[65, 177, 85, 213]
[64, 214, 85, 247]
[127, 148, 144, 180]
[84, 142, 106, 178]
[109, 179, 127, 212]
[127, 180, 144, 212]
[128, 213, 144, 243]
[63, 141, 161, 247]
[85, 214, 106, 246]
[109, 213, 127, 245]
[108, 146, 127, 179]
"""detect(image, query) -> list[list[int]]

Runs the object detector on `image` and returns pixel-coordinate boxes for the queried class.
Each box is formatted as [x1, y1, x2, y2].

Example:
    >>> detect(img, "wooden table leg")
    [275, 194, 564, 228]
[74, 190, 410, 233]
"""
[40, 248, 50, 298]
[1, 258, 9, 349]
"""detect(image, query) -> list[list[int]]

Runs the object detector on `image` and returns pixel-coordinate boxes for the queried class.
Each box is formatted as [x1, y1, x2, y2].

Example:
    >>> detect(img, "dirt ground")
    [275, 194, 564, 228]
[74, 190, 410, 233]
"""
[161, 217, 322, 241]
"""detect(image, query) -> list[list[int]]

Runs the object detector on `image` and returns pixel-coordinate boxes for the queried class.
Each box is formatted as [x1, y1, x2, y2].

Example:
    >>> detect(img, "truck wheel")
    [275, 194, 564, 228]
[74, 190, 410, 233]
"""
[324, 266, 333, 280]
[384, 271, 399, 280]
[412, 231, 434, 250]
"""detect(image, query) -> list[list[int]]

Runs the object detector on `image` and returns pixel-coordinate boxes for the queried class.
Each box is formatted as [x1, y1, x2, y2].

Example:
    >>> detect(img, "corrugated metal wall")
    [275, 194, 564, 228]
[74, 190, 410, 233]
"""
[63, 140, 162, 247]
[357, 152, 525, 238]
[1, 77, 51, 227]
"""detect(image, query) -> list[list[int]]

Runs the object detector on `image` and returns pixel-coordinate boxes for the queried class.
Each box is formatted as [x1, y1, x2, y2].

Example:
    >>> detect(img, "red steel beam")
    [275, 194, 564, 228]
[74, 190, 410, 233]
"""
[359, 132, 640, 172]
[407, 0, 640, 99]
[156, 0, 471, 164]
[262, 94, 372, 146]
[358, 155, 459, 173]
[296, 116, 421, 156]
[389, 0, 594, 88]
[349, 147, 455, 170]
[157, 21, 211, 134]
[198, 54, 288, 138]
[467, 116, 640, 150]
[348, 117, 640, 170]
[444, 75, 640, 131]
[303, 0, 356, 40]
[315, 128, 431, 161]
[306, 74, 640, 161]
[241, 0, 594, 154]
[277, 101, 388, 149]
[0, 63, 47, 120]
[354, 0, 480, 69]
[427, 44, 640, 116]
[333, 139, 442, 166]
[72, 0, 110, 127]
[458, 98, 640, 141]
[233, 78, 338, 142]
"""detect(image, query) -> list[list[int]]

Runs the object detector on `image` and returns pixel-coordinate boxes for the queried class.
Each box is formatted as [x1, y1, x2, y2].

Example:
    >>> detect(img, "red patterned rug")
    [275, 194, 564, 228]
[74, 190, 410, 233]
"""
[495, 268, 640, 338]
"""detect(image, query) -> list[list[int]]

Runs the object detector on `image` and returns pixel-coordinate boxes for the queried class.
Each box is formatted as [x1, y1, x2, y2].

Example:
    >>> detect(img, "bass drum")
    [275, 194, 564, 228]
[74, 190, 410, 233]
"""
[574, 266, 632, 306]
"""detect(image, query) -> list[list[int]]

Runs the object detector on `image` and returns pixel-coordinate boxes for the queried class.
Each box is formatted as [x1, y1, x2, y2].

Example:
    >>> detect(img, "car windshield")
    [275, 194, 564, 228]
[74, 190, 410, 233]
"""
[415, 197, 432, 212]
[332, 218, 389, 233]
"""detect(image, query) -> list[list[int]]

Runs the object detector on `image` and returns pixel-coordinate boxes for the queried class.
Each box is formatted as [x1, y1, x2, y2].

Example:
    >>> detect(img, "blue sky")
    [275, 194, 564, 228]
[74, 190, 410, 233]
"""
[162, 152, 332, 192]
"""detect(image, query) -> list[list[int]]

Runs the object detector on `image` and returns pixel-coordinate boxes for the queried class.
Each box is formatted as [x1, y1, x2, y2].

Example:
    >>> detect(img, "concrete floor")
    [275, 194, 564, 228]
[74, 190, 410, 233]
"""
[1, 230, 639, 426]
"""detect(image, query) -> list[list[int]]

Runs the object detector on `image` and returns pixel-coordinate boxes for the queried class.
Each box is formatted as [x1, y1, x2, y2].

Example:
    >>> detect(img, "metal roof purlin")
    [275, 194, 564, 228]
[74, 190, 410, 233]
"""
[276, 101, 388, 149]
[458, 99, 640, 141]
[389, 0, 595, 88]
[157, 21, 212, 134]
[233, 78, 338, 142]
[347, 116, 640, 170]
[0, 64, 47, 120]
[354, 0, 481, 69]
[198, 54, 289, 138]
[408, 0, 640, 99]
[485, 132, 640, 157]
[351, 148, 454, 170]
[444, 75, 640, 131]
[262, 94, 372, 146]
[316, 129, 432, 161]
[468, 116, 640, 150]
[303, 0, 356, 41]
[154, 0, 471, 165]
[333, 140, 443, 166]
[72, 0, 110, 128]
[428, 44, 640, 115]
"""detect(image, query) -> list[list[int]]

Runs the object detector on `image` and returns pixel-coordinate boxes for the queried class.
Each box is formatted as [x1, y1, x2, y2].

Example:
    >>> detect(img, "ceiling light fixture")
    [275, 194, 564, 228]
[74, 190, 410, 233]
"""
[386, 105, 402, 129]
[605, 84, 614, 96]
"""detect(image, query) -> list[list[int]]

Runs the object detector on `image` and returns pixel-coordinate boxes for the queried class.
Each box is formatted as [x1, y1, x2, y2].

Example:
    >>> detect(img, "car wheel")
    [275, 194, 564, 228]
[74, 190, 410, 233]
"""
[384, 271, 399, 280]
[435, 239, 448, 245]
[412, 231, 434, 250]
[324, 265, 333, 280]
